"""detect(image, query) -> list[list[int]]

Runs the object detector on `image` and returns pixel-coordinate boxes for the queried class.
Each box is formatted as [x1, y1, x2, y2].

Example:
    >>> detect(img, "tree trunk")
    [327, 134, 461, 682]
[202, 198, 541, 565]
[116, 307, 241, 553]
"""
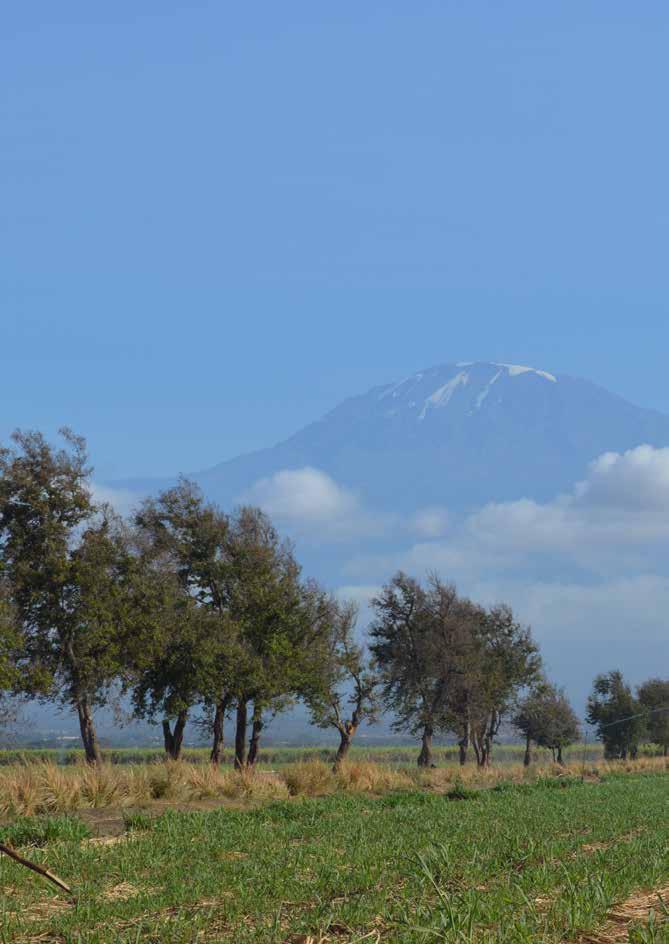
[458, 720, 470, 766]
[483, 735, 492, 767]
[663, 744, 668, 758]
[523, 733, 532, 767]
[234, 698, 248, 770]
[417, 724, 434, 767]
[473, 732, 492, 768]
[210, 695, 230, 765]
[333, 723, 356, 770]
[77, 700, 102, 766]
[556, 745, 564, 766]
[247, 703, 264, 767]
[162, 709, 188, 760]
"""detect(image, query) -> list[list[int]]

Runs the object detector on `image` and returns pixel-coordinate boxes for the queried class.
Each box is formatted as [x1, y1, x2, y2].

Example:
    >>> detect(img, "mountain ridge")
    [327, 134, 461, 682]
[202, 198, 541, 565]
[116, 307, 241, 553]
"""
[113, 361, 669, 514]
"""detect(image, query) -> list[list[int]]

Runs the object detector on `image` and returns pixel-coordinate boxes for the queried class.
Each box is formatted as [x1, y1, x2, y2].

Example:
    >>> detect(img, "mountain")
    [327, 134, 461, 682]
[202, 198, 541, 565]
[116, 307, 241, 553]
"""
[188, 361, 669, 513]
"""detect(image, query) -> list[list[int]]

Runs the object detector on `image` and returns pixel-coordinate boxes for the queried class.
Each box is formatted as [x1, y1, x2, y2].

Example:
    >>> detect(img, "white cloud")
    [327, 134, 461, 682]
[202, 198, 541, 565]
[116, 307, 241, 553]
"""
[240, 467, 387, 539]
[343, 443, 669, 596]
[576, 444, 669, 511]
[466, 445, 669, 562]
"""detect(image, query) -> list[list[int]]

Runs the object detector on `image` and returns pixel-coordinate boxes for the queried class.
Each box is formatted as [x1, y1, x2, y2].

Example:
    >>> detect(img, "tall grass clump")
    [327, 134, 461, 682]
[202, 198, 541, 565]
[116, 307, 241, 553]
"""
[335, 760, 413, 793]
[282, 760, 335, 797]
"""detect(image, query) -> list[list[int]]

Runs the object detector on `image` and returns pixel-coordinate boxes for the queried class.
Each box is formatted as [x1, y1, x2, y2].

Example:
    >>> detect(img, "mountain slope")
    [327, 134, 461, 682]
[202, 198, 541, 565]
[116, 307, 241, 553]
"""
[194, 362, 669, 512]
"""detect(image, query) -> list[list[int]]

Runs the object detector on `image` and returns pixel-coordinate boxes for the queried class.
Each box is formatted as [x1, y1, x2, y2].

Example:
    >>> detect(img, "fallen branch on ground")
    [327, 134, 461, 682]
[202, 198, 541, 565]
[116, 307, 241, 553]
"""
[0, 842, 72, 896]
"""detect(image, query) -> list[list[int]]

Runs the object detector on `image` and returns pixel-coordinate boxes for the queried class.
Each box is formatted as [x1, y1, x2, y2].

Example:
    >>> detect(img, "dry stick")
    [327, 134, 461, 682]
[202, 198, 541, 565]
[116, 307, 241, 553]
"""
[0, 842, 72, 896]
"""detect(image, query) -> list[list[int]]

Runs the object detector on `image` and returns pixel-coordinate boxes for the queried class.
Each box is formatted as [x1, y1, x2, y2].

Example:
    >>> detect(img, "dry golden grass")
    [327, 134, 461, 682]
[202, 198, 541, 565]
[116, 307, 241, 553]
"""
[334, 760, 413, 793]
[283, 759, 335, 797]
[0, 755, 666, 817]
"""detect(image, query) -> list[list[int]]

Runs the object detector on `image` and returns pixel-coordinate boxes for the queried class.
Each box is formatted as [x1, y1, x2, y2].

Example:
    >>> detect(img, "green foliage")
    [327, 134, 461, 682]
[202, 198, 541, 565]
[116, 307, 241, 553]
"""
[370, 571, 541, 767]
[514, 679, 580, 760]
[0, 429, 133, 762]
[303, 596, 379, 761]
[637, 678, 669, 755]
[587, 670, 646, 759]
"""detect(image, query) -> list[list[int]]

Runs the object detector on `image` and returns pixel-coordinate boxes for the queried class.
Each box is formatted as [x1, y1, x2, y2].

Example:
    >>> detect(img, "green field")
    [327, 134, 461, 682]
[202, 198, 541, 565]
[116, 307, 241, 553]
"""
[1, 768, 668, 943]
[0, 742, 609, 768]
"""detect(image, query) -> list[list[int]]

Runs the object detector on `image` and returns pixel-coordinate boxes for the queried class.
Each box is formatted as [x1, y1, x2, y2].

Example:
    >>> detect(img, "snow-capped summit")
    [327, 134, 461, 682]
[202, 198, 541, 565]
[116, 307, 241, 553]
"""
[376, 361, 558, 422]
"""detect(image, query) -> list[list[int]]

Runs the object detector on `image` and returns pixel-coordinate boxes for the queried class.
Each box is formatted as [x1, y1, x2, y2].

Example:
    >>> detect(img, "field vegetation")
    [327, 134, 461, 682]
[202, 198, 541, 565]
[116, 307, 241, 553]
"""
[0, 764, 668, 942]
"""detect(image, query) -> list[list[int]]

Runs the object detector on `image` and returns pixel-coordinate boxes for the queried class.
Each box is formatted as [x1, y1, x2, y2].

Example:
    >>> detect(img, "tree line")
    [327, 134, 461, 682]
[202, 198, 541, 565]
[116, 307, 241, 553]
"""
[0, 430, 666, 768]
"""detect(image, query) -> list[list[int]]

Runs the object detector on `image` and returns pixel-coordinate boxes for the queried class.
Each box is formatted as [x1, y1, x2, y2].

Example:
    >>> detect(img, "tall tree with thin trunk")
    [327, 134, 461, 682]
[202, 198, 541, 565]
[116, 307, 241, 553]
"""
[218, 507, 318, 769]
[133, 482, 240, 762]
[462, 604, 541, 768]
[0, 430, 131, 764]
[304, 597, 378, 769]
[369, 573, 482, 768]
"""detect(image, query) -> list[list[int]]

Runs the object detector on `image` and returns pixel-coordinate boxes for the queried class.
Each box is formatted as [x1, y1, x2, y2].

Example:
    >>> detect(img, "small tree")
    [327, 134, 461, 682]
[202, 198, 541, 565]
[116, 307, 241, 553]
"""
[587, 670, 645, 760]
[466, 604, 541, 768]
[216, 506, 316, 769]
[0, 430, 132, 764]
[637, 678, 669, 757]
[514, 681, 580, 766]
[305, 598, 378, 768]
[370, 574, 437, 767]
[370, 572, 475, 768]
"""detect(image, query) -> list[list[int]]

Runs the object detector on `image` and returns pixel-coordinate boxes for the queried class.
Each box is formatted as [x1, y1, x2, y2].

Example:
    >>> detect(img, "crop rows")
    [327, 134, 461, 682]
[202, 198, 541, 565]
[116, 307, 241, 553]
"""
[1, 769, 668, 942]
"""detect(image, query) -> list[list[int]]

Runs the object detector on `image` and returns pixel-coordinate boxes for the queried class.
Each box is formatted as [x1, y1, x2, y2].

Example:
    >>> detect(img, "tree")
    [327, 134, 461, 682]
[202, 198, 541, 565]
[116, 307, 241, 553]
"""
[131, 482, 239, 761]
[124, 564, 224, 760]
[214, 506, 317, 769]
[369, 573, 474, 767]
[304, 597, 378, 768]
[587, 670, 645, 760]
[637, 678, 669, 757]
[463, 604, 541, 768]
[134, 486, 317, 768]
[0, 430, 132, 764]
[513, 680, 580, 766]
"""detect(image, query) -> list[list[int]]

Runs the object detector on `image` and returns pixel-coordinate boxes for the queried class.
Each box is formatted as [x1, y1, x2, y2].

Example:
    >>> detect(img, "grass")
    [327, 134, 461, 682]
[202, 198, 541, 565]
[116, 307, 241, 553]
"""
[0, 768, 668, 942]
[0, 755, 666, 817]
[0, 815, 90, 848]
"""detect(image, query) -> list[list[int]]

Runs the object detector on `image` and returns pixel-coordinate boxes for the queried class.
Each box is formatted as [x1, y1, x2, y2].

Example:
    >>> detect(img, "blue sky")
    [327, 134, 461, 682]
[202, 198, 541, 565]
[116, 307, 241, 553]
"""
[3, 2, 669, 479]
